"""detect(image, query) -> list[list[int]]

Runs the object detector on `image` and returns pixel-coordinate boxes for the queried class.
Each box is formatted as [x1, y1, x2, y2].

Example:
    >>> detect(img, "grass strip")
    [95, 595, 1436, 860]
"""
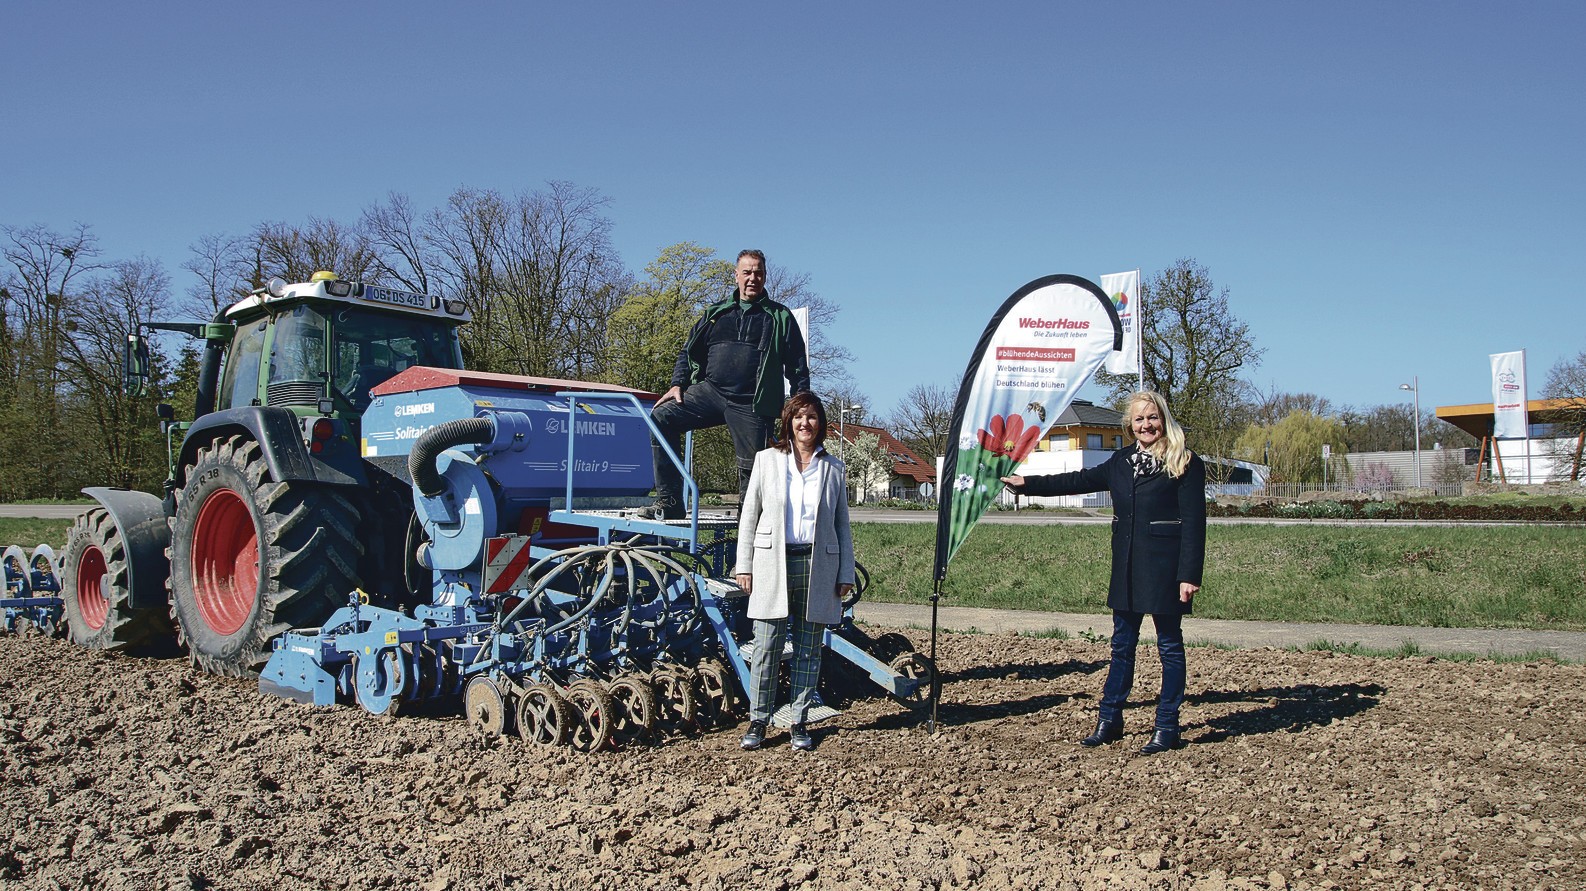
[852, 522, 1586, 632]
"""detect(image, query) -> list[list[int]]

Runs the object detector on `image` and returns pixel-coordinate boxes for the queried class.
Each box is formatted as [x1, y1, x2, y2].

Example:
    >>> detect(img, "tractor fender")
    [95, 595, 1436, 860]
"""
[175, 407, 367, 490]
[81, 487, 172, 611]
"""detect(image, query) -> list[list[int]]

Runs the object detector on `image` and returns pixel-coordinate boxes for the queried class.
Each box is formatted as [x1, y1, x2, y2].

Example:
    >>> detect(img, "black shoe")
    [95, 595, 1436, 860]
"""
[739, 721, 767, 750]
[789, 723, 814, 751]
[1080, 719, 1124, 747]
[1140, 729, 1181, 755]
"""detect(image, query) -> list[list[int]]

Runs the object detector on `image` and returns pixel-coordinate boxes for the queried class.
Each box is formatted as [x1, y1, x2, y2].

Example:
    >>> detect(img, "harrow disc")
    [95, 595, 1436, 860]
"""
[464, 675, 510, 738]
[517, 683, 572, 747]
[565, 679, 614, 753]
[650, 664, 698, 735]
[607, 673, 657, 745]
[887, 651, 939, 712]
[692, 657, 739, 730]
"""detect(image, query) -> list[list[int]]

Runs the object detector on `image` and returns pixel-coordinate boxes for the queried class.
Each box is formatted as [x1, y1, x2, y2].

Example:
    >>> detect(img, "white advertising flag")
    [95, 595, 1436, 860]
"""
[1490, 350, 1529, 439]
[790, 306, 811, 372]
[1101, 270, 1140, 375]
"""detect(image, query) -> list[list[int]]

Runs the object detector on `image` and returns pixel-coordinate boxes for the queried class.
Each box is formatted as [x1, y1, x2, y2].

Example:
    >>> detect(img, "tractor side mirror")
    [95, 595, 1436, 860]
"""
[124, 334, 151, 397]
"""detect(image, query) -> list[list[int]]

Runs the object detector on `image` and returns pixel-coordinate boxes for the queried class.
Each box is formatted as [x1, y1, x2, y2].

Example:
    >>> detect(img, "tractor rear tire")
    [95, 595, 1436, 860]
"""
[62, 508, 169, 650]
[168, 435, 363, 677]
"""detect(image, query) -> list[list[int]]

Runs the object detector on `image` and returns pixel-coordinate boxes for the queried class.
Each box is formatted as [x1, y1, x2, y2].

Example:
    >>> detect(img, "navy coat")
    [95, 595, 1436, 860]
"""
[1019, 445, 1206, 616]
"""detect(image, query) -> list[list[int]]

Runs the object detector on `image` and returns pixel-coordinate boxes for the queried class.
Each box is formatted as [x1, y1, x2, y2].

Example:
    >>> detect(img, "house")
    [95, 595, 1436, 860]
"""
[831, 422, 936, 502]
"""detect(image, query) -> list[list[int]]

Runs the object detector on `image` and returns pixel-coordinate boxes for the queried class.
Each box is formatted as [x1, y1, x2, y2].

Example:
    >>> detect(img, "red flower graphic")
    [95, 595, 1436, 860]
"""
[977, 413, 1040, 463]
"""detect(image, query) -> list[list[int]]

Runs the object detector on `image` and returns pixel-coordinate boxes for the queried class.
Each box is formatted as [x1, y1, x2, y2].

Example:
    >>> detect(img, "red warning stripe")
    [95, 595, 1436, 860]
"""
[483, 535, 537, 593]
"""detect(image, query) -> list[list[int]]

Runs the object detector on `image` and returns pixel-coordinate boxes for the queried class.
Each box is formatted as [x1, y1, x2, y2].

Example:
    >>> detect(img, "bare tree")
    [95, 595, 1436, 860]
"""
[60, 257, 174, 489]
[182, 232, 252, 319]
[767, 264, 854, 389]
[252, 217, 378, 284]
[0, 223, 102, 498]
[1094, 259, 1263, 448]
[361, 192, 436, 295]
[888, 377, 958, 461]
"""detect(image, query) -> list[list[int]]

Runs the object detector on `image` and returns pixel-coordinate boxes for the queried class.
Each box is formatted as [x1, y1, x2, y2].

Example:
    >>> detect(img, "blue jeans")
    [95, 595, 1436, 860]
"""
[1098, 610, 1185, 732]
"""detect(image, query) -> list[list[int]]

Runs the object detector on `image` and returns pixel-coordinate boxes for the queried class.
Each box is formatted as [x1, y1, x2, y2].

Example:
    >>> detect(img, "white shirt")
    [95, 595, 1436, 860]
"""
[783, 447, 826, 545]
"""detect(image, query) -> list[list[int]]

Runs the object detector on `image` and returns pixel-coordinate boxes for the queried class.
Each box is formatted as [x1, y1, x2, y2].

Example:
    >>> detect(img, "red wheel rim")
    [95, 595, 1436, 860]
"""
[190, 488, 259, 636]
[75, 544, 110, 631]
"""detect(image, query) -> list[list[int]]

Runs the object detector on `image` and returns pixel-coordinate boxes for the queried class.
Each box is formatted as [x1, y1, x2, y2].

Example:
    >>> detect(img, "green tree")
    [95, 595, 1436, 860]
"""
[1094, 259, 1263, 469]
[1233, 409, 1345, 485]
[843, 430, 892, 503]
[604, 242, 731, 392]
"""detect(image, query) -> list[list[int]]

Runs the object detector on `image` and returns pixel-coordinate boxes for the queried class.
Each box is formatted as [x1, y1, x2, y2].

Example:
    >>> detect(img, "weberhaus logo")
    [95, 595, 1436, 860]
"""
[1018, 317, 1089, 330]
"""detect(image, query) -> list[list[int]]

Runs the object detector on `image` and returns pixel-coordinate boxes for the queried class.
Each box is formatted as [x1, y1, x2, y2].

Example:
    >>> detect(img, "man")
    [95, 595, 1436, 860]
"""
[644, 249, 812, 519]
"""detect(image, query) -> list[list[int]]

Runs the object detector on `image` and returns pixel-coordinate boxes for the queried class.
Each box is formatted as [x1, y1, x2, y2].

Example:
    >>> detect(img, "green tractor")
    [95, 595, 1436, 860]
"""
[63, 272, 470, 676]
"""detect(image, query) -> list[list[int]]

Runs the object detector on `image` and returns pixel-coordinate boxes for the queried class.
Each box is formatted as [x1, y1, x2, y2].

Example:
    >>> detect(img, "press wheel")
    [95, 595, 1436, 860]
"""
[607, 674, 658, 745]
[565, 679, 614, 753]
[464, 675, 510, 737]
[517, 683, 572, 747]
[650, 664, 698, 735]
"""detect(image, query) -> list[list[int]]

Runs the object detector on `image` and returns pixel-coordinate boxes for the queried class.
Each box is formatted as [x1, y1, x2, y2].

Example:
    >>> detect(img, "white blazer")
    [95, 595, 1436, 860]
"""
[734, 447, 855, 624]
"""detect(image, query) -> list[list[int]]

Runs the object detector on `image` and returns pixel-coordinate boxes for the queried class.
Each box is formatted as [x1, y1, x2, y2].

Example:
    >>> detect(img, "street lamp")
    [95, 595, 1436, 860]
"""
[1399, 376, 1421, 488]
[835, 404, 862, 460]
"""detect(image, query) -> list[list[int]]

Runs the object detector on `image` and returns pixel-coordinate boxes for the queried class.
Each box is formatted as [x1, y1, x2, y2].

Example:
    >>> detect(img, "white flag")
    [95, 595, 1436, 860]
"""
[1101, 270, 1140, 375]
[1490, 350, 1529, 439]
[790, 306, 811, 373]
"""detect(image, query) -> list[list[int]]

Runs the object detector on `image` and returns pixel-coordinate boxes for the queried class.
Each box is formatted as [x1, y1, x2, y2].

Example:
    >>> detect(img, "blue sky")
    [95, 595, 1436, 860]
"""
[4, 1, 1582, 442]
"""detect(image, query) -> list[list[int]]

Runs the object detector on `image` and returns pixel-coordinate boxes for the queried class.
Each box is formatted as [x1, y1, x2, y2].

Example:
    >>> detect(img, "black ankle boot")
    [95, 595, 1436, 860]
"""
[1080, 719, 1124, 747]
[1140, 728, 1180, 755]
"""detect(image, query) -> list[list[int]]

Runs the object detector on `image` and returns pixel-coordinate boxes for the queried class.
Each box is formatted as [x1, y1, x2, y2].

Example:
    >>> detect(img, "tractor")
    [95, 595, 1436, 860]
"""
[63, 272, 472, 675]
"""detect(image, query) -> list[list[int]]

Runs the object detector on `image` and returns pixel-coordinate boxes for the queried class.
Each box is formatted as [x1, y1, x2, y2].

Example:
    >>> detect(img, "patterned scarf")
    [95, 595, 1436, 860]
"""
[1129, 447, 1164, 480]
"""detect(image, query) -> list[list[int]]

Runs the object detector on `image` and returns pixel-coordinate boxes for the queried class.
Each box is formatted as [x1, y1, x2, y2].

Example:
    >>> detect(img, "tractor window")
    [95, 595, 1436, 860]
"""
[267, 307, 329, 406]
[332, 309, 463, 409]
[217, 321, 268, 410]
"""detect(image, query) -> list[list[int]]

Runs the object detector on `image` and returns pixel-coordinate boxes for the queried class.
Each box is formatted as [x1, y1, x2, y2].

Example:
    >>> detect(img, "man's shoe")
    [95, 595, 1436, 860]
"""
[1080, 719, 1124, 747]
[635, 503, 665, 521]
[789, 723, 814, 751]
[739, 721, 767, 751]
[1140, 729, 1181, 755]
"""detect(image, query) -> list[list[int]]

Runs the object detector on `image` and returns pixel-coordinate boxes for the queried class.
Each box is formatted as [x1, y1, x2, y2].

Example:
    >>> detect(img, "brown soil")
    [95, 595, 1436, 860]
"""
[2, 629, 1582, 890]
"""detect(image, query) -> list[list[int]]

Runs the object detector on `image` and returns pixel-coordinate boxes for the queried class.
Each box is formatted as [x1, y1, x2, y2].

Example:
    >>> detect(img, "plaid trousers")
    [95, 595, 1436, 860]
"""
[747, 550, 826, 724]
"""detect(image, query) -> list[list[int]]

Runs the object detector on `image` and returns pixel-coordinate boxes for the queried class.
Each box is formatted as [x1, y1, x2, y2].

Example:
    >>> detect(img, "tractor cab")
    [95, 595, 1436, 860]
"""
[216, 273, 469, 423]
[126, 272, 469, 430]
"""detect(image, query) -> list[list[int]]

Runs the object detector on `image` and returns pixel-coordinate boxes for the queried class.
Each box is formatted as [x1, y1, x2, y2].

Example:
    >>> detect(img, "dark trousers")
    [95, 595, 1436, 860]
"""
[1099, 609, 1186, 732]
[650, 381, 773, 516]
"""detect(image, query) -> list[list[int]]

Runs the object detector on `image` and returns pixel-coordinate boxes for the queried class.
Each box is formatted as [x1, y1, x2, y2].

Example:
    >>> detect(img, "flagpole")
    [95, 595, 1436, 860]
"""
[1135, 268, 1144, 393]
[927, 580, 942, 732]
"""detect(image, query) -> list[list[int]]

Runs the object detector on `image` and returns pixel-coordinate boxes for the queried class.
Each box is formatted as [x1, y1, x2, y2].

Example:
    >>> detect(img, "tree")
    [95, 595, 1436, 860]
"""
[843, 430, 892, 503]
[1540, 351, 1586, 480]
[1094, 259, 1263, 466]
[888, 377, 958, 461]
[252, 217, 378, 284]
[765, 264, 854, 388]
[1233, 409, 1345, 485]
[0, 223, 103, 499]
[182, 232, 252, 319]
[60, 257, 176, 490]
[604, 242, 732, 392]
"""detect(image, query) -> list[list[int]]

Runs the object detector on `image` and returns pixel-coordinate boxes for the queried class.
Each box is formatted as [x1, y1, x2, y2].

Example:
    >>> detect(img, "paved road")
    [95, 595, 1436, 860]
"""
[854, 601, 1586, 662]
[0, 504, 89, 519]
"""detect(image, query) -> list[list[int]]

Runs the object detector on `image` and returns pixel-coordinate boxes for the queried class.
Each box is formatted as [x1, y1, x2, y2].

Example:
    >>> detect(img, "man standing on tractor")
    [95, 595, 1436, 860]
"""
[643, 249, 811, 519]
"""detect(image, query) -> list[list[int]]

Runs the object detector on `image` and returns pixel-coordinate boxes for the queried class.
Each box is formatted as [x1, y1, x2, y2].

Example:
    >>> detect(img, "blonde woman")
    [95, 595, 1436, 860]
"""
[1002, 391, 1206, 755]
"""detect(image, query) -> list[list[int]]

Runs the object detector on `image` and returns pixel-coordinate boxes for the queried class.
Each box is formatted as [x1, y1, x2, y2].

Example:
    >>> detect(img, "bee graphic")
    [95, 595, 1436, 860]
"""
[1026, 400, 1046, 423]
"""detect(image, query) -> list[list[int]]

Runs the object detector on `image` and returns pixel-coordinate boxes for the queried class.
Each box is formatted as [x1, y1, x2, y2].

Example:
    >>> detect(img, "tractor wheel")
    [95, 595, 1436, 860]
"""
[62, 508, 168, 650]
[168, 435, 363, 677]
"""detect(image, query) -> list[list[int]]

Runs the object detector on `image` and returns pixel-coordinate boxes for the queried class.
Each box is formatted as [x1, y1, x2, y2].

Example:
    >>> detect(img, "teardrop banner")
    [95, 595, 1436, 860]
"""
[923, 274, 1121, 727]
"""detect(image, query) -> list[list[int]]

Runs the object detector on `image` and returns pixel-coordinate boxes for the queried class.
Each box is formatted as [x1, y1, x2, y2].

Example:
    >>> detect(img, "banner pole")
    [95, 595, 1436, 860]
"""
[927, 578, 942, 733]
[1135, 268, 1144, 393]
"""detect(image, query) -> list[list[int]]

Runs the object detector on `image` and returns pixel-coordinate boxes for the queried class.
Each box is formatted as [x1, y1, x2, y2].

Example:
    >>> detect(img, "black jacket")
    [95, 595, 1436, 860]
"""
[1019, 445, 1206, 615]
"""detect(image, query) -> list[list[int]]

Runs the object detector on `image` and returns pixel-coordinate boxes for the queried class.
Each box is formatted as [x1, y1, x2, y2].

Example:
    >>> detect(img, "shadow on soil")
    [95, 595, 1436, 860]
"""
[1186, 682, 1387, 743]
[858, 657, 1111, 730]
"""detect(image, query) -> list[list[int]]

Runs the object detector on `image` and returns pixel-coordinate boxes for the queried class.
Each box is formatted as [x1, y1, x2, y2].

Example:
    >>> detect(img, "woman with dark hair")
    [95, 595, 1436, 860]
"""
[1002, 390, 1207, 755]
[734, 392, 856, 752]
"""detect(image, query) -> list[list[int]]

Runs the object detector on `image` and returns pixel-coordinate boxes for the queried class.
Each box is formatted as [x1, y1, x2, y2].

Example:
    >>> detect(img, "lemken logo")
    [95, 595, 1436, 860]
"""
[396, 403, 436, 417]
[1018, 317, 1089, 330]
